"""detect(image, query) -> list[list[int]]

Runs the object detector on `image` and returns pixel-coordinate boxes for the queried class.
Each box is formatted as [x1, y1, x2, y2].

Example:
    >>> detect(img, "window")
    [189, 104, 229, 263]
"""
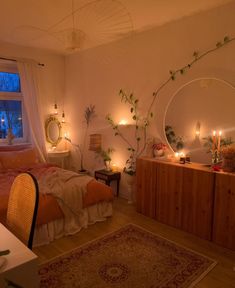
[0, 63, 28, 143]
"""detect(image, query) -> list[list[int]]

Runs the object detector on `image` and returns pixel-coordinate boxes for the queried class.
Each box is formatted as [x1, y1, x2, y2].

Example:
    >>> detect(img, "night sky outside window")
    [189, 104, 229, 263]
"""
[0, 72, 21, 92]
[0, 100, 23, 139]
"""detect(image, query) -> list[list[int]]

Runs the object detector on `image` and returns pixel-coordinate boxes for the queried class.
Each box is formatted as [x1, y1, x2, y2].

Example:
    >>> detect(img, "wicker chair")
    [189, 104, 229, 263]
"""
[6, 172, 39, 249]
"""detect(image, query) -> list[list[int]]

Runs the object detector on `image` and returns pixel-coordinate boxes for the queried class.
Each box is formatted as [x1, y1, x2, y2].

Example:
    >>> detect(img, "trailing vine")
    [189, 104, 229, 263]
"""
[107, 35, 235, 174]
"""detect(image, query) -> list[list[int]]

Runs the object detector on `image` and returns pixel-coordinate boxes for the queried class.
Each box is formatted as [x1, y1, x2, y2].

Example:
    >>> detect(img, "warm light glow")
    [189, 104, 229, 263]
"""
[175, 152, 179, 158]
[111, 163, 118, 172]
[64, 132, 69, 139]
[213, 130, 216, 136]
[195, 121, 201, 138]
[219, 130, 222, 136]
[119, 119, 127, 125]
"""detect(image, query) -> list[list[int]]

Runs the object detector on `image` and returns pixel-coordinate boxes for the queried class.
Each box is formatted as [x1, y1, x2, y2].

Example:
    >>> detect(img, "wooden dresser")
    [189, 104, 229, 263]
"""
[136, 157, 235, 250]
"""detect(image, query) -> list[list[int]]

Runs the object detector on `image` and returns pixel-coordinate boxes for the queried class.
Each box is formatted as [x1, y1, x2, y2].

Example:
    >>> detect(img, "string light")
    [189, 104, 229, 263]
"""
[54, 103, 58, 115]
[62, 111, 65, 123]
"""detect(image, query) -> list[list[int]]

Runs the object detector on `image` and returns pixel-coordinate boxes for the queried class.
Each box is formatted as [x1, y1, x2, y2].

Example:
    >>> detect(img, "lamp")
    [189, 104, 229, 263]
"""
[89, 134, 102, 151]
[61, 111, 65, 123]
[15, 0, 133, 53]
[54, 103, 58, 115]
[195, 121, 201, 139]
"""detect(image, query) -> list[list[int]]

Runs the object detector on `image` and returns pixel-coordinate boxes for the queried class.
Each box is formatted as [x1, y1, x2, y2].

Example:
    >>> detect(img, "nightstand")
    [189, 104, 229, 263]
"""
[47, 149, 70, 169]
[95, 169, 121, 197]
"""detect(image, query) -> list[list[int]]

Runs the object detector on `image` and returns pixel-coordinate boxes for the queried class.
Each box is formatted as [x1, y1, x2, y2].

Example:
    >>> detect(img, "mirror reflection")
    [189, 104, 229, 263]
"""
[164, 78, 235, 164]
[45, 115, 62, 147]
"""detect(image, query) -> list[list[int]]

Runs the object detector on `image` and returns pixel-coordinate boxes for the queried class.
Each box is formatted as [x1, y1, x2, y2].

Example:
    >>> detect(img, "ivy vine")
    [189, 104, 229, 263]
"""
[107, 35, 235, 174]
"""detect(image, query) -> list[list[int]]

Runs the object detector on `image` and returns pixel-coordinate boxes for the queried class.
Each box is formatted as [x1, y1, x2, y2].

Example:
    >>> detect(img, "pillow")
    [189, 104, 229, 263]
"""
[0, 148, 39, 169]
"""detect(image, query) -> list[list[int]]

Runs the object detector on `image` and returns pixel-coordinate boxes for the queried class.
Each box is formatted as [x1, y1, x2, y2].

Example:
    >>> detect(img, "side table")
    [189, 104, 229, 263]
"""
[95, 169, 121, 197]
[47, 149, 70, 169]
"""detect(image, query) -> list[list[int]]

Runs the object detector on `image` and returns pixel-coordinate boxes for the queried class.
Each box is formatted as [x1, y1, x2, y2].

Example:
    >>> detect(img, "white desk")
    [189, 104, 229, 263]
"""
[0, 224, 39, 288]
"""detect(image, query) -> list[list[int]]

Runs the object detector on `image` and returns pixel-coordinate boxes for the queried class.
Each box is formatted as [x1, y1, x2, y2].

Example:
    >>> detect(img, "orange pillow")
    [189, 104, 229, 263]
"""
[0, 148, 38, 169]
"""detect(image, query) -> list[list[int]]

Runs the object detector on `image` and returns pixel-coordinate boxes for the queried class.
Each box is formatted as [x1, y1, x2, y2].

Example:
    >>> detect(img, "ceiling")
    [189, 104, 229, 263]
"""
[0, 0, 233, 55]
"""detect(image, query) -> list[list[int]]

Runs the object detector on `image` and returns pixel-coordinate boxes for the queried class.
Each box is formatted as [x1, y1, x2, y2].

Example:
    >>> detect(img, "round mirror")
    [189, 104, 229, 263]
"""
[164, 78, 235, 164]
[45, 116, 62, 147]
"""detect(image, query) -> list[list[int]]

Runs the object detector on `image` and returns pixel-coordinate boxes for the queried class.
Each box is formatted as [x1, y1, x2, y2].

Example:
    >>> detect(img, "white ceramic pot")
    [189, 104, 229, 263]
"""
[153, 149, 164, 157]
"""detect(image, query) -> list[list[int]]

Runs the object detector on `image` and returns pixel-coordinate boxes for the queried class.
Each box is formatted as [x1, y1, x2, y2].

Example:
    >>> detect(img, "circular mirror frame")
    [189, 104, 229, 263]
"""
[45, 115, 62, 147]
[163, 77, 235, 155]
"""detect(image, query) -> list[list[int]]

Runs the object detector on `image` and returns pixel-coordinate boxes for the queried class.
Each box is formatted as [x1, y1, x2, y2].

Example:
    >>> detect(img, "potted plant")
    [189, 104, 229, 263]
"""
[106, 89, 151, 176]
[65, 104, 96, 172]
[95, 147, 114, 171]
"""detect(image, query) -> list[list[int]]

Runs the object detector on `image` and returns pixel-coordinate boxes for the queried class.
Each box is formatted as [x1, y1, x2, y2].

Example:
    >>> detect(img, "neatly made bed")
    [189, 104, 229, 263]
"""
[0, 148, 113, 247]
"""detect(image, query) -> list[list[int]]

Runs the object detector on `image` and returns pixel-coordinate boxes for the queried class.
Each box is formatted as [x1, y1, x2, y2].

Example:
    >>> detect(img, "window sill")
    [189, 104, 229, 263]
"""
[0, 143, 32, 151]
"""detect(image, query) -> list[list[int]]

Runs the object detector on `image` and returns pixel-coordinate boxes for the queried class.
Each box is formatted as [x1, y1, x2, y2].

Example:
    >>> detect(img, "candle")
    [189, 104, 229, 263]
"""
[217, 131, 222, 152]
[212, 130, 216, 152]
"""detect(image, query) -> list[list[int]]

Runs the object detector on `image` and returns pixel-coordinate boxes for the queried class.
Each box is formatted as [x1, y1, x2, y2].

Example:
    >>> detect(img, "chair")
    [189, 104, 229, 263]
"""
[6, 172, 39, 249]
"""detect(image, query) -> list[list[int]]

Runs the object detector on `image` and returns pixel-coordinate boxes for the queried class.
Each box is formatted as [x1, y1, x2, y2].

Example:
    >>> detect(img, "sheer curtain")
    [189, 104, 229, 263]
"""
[17, 61, 47, 162]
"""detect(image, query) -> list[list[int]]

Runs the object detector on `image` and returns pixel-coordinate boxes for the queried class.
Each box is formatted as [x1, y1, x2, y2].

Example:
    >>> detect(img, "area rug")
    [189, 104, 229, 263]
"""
[39, 224, 216, 288]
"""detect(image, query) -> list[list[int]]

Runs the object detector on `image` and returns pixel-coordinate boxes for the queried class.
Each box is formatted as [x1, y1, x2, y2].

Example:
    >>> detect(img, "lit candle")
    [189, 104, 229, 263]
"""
[218, 131, 222, 152]
[119, 119, 127, 125]
[212, 130, 216, 152]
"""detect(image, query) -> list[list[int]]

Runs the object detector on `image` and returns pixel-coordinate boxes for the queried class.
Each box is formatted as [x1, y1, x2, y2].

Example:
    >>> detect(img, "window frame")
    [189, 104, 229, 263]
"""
[0, 62, 29, 145]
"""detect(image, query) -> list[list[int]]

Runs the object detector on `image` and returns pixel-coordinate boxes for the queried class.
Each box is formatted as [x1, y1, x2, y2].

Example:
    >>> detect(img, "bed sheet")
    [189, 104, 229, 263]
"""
[0, 163, 113, 228]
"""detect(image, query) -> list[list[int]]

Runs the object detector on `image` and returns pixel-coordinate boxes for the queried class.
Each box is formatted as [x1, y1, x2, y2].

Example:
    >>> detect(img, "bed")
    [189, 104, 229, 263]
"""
[0, 148, 113, 247]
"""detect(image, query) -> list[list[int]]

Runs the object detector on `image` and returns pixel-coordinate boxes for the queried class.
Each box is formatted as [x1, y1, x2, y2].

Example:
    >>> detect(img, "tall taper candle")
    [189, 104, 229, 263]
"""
[218, 131, 222, 152]
[212, 130, 216, 152]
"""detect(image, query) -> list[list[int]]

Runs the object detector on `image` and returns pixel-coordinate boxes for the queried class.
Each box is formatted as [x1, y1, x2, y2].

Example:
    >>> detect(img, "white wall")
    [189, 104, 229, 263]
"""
[0, 41, 65, 151]
[65, 1, 235, 198]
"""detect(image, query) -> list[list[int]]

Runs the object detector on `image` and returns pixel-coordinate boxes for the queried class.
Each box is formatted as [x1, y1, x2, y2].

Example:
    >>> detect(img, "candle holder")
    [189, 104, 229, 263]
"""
[211, 150, 221, 165]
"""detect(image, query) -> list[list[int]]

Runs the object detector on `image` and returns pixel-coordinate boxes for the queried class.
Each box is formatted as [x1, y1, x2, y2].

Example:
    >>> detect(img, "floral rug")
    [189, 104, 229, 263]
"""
[39, 224, 216, 288]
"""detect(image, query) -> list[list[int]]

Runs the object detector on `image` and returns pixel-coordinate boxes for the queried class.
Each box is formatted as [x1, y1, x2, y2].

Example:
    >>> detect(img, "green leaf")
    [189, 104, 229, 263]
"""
[216, 41, 222, 48]
[224, 36, 229, 43]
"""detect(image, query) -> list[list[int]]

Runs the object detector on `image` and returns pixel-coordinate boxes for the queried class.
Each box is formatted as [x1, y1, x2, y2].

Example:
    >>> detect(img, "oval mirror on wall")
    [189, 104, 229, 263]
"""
[45, 116, 62, 147]
[164, 78, 235, 164]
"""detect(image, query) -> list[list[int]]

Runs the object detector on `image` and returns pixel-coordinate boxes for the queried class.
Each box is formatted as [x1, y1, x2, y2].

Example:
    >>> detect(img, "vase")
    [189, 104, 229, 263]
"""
[125, 173, 136, 204]
[6, 128, 14, 145]
[104, 160, 111, 171]
[153, 149, 164, 157]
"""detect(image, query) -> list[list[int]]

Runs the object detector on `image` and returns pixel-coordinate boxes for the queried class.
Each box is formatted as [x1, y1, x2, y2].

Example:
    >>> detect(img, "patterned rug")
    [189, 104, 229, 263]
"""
[39, 224, 216, 288]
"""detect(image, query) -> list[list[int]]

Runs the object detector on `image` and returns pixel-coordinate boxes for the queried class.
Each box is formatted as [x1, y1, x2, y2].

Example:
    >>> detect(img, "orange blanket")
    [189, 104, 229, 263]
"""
[0, 164, 113, 227]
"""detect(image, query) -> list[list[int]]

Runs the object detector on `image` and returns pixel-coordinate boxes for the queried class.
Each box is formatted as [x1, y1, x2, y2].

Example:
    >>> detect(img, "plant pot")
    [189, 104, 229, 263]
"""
[153, 149, 164, 157]
[104, 160, 111, 171]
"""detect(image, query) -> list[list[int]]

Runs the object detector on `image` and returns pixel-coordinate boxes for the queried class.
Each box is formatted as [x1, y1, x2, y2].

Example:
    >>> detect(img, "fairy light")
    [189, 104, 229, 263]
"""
[62, 111, 65, 123]
[54, 103, 58, 115]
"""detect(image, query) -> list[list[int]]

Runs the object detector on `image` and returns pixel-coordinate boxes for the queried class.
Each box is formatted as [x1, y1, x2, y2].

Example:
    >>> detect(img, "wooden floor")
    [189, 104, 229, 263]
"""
[34, 197, 235, 287]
